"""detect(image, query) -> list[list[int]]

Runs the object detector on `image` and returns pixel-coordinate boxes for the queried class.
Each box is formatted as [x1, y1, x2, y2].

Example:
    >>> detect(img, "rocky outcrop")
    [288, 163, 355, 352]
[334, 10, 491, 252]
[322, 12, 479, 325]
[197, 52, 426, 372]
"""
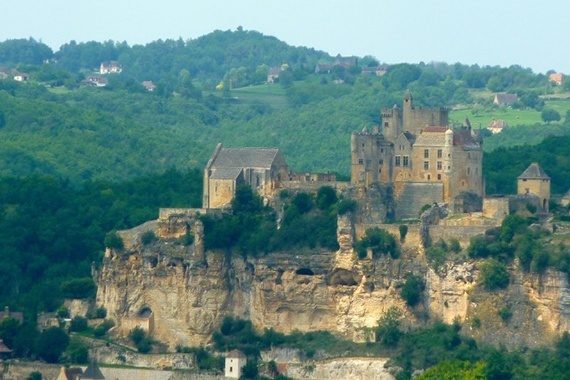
[285, 357, 395, 380]
[97, 211, 570, 349]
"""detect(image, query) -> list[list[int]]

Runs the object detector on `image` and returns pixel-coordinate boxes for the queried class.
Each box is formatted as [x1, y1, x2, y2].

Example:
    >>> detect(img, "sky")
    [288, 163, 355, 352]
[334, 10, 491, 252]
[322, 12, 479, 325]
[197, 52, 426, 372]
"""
[2, 0, 568, 74]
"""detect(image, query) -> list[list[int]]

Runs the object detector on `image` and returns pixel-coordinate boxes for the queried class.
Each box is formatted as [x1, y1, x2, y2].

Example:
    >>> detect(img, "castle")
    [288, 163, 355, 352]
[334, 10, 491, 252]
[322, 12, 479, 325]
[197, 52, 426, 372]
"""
[202, 93, 553, 221]
[351, 92, 483, 218]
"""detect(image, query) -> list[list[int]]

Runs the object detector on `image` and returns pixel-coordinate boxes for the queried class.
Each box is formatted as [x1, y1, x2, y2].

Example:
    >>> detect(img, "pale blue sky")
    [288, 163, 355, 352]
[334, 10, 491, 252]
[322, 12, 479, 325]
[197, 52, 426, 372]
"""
[2, 0, 567, 73]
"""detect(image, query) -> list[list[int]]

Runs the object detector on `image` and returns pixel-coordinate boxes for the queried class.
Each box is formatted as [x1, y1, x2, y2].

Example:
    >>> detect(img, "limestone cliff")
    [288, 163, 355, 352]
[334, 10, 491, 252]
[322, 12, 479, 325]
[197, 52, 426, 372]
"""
[96, 210, 570, 349]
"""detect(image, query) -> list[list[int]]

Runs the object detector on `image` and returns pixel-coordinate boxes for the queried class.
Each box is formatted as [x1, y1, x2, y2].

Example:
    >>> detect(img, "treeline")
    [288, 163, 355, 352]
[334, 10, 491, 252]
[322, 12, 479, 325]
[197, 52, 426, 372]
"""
[0, 169, 201, 315]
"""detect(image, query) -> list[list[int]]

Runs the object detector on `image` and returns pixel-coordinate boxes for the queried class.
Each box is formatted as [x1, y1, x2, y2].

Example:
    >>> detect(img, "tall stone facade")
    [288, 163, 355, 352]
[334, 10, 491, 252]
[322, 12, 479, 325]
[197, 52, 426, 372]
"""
[351, 93, 483, 219]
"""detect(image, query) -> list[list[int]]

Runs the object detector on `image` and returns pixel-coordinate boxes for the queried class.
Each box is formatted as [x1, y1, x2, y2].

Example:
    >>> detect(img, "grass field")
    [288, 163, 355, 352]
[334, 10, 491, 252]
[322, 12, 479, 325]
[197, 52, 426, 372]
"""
[230, 84, 289, 110]
[451, 98, 570, 128]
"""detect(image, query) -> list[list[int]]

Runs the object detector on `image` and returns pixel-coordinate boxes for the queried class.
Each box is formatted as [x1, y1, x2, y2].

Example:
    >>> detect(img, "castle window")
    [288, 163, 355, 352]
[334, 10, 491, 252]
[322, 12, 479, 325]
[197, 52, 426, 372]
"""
[467, 167, 471, 175]
[379, 168, 382, 173]
[437, 149, 442, 158]
[427, 174, 431, 180]
[384, 122, 389, 127]
[395, 156, 401, 166]
[424, 149, 429, 158]
[437, 161, 442, 170]
[358, 159, 363, 164]
[403, 156, 409, 167]
[379, 159, 384, 165]
[424, 161, 429, 170]
[437, 174, 442, 180]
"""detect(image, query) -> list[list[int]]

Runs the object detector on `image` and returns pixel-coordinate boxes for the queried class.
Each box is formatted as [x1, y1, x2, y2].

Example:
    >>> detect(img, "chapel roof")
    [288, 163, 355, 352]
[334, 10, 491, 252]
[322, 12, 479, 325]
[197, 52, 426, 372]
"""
[518, 163, 550, 180]
[211, 147, 280, 169]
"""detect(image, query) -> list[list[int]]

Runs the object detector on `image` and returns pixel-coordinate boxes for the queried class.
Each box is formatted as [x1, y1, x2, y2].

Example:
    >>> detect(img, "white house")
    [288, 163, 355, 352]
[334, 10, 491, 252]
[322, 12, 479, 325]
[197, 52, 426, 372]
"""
[100, 61, 122, 75]
[225, 349, 247, 379]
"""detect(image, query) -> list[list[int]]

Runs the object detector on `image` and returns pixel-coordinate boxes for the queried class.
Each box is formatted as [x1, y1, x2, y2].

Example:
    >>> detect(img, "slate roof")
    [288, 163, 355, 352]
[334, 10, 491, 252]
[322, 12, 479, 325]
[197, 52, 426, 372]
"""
[0, 339, 12, 353]
[81, 362, 105, 379]
[212, 147, 280, 169]
[518, 163, 550, 180]
[210, 167, 243, 180]
[414, 129, 446, 146]
[227, 349, 246, 359]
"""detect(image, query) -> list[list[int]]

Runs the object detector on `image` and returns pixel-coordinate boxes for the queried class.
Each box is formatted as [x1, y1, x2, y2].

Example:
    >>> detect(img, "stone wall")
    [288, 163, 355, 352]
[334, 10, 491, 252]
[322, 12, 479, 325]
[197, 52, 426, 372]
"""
[395, 182, 443, 219]
[285, 357, 395, 380]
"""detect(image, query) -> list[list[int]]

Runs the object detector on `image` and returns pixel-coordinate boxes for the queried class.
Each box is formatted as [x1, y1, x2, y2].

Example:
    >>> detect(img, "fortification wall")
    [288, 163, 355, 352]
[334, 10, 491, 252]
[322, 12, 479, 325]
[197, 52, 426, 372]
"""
[281, 180, 350, 191]
[395, 182, 443, 219]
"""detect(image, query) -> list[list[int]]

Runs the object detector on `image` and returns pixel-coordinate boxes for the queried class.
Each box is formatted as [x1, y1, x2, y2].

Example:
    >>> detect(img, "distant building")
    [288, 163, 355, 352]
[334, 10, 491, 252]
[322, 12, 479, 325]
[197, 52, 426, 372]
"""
[361, 64, 389, 76]
[0, 339, 12, 359]
[99, 61, 122, 75]
[13, 72, 28, 82]
[549, 72, 564, 86]
[57, 366, 84, 380]
[0, 306, 23, 324]
[561, 189, 570, 207]
[225, 350, 247, 379]
[517, 163, 550, 212]
[267, 66, 281, 84]
[79, 361, 105, 380]
[142, 80, 156, 92]
[315, 54, 358, 74]
[493, 93, 518, 107]
[85, 76, 109, 88]
[488, 119, 507, 134]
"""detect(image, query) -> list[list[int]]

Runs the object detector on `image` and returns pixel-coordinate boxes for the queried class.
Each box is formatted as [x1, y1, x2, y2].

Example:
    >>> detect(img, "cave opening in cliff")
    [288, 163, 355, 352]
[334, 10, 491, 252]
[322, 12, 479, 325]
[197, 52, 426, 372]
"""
[296, 268, 315, 276]
[138, 306, 153, 318]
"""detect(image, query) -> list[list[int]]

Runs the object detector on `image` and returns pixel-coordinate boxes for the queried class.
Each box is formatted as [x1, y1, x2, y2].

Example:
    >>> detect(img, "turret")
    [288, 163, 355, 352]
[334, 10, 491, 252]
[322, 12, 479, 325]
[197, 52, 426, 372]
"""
[443, 128, 453, 173]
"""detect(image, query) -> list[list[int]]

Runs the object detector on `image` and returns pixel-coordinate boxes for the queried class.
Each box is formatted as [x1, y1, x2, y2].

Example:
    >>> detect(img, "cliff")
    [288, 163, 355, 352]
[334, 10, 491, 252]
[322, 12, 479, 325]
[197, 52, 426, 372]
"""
[96, 210, 570, 349]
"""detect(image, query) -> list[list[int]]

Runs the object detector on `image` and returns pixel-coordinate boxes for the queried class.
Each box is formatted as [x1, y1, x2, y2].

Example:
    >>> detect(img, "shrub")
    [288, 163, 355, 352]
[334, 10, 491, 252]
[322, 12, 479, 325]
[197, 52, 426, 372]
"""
[141, 231, 157, 245]
[401, 274, 425, 307]
[376, 307, 402, 347]
[57, 306, 70, 319]
[183, 231, 194, 246]
[426, 246, 447, 271]
[94, 307, 107, 319]
[27, 372, 42, 380]
[129, 326, 146, 345]
[93, 320, 114, 338]
[69, 316, 88, 332]
[399, 225, 408, 242]
[241, 360, 259, 379]
[65, 337, 89, 363]
[355, 228, 399, 259]
[61, 278, 96, 299]
[104, 230, 124, 250]
[337, 198, 357, 215]
[498, 307, 512, 322]
[479, 259, 509, 291]
[36, 327, 70, 363]
[316, 186, 337, 210]
[292, 192, 313, 214]
[449, 238, 461, 253]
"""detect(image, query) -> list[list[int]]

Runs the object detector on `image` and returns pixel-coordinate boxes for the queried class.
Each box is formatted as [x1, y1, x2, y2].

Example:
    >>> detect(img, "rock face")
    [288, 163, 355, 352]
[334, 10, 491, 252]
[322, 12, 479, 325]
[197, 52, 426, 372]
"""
[96, 211, 570, 349]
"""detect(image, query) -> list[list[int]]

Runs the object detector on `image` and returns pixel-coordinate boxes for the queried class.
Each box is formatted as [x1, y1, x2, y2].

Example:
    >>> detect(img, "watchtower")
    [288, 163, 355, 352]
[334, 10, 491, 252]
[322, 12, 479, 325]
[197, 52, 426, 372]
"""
[517, 163, 550, 212]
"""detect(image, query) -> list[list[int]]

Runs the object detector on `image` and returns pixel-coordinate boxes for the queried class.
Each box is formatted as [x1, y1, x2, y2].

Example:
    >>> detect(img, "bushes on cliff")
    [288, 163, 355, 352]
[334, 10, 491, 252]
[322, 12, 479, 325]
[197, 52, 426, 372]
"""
[354, 227, 399, 259]
[401, 275, 425, 307]
[61, 278, 96, 299]
[479, 259, 509, 291]
[104, 230, 124, 250]
[129, 326, 153, 353]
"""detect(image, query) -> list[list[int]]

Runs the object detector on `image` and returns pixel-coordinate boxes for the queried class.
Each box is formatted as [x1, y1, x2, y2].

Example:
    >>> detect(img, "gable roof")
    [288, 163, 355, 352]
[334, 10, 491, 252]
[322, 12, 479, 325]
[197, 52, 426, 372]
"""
[210, 167, 243, 180]
[81, 362, 105, 379]
[211, 147, 280, 169]
[227, 349, 246, 359]
[0, 339, 12, 353]
[518, 163, 550, 180]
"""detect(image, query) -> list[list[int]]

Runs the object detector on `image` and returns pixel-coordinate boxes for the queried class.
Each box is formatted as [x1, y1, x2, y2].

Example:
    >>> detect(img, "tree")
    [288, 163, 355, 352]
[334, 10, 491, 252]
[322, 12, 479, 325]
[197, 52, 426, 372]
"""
[376, 307, 402, 347]
[69, 316, 88, 332]
[541, 108, 561, 123]
[104, 231, 124, 250]
[399, 225, 408, 242]
[241, 360, 258, 379]
[36, 327, 70, 363]
[65, 337, 89, 363]
[479, 259, 509, 291]
[61, 278, 96, 299]
[401, 274, 425, 307]
[26, 372, 42, 380]
[316, 186, 337, 210]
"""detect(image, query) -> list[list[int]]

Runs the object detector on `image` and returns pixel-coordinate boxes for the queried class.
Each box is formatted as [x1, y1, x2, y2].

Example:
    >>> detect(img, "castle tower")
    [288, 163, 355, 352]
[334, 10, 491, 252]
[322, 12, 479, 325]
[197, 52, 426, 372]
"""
[517, 163, 551, 212]
[381, 105, 402, 143]
[351, 129, 392, 186]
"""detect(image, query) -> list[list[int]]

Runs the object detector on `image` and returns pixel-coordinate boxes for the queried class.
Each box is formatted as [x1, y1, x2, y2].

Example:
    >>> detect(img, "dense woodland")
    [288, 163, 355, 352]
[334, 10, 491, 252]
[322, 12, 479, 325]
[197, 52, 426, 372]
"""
[1, 31, 570, 377]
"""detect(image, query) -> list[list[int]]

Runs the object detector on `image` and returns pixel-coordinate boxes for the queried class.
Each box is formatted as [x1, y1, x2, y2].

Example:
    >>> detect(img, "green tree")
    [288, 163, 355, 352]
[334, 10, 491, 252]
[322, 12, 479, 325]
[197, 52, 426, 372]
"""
[65, 337, 89, 364]
[401, 274, 425, 307]
[375, 307, 402, 347]
[36, 327, 70, 363]
[69, 316, 88, 332]
[26, 372, 42, 380]
[241, 360, 259, 379]
[479, 259, 509, 291]
[316, 186, 337, 210]
[541, 108, 561, 123]
[61, 278, 96, 299]
[104, 231, 124, 250]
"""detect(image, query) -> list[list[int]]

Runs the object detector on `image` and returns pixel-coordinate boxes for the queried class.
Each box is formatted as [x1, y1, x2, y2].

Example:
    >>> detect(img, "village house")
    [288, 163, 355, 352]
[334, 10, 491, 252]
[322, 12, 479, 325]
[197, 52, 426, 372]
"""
[13, 72, 29, 82]
[549, 72, 564, 86]
[493, 93, 518, 107]
[267, 66, 281, 83]
[141, 80, 156, 92]
[488, 119, 507, 134]
[85, 76, 109, 88]
[99, 61, 122, 75]
[225, 350, 247, 379]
